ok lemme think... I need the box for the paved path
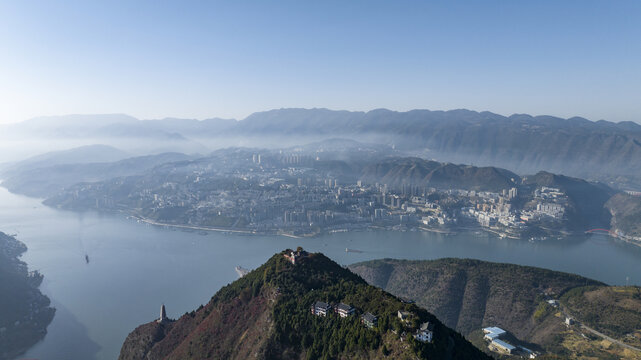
[579,323,641,353]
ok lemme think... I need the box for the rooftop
[492,339,516,351]
[362,312,377,322]
[420,322,435,331]
[483,326,506,335]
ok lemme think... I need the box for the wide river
[2,186,641,360]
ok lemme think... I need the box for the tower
[158,304,167,323]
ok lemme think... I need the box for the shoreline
[37,199,633,245]
[135,214,641,250]
[418,226,456,234]
[600,231,641,249]
[0,232,56,360]
[133,216,257,235]
[482,227,521,240]
[133,215,567,244]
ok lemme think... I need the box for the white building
[415,330,433,343]
[536,203,564,219]
[483,326,506,341]
[414,322,435,343]
[490,339,516,354]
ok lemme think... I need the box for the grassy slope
[561,286,641,345]
[350,258,641,358]
[350,258,600,337]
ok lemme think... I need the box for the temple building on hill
[283,247,308,265]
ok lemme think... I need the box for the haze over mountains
[3,108,641,359]
[3,108,641,190]
[0,151,193,198]
[0,142,617,233]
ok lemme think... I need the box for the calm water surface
[1,186,641,360]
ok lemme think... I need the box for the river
[2,186,641,360]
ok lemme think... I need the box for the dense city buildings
[47,148,587,240]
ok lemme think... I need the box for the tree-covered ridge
[264,251,486,359]
[119,249,490,360]
[360,157,519,192]
[350,258,641,359]
[350,258,601,337]
[606,193,641,237]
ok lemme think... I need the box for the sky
[0,0,640,124]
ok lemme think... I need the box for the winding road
[560,307,641,353]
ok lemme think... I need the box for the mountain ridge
[349,258,641,359]
[4,108,640,183]
[119,249,489,360]
[361,157,520,192]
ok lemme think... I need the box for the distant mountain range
[118,250,489,360]
[0,152,193,198]
[3,108,641,186]
[1,144,130,174]
[233,108,641,183]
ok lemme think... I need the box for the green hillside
[119,249,489,360]
[360,157,519,192]
[350,258,641,359]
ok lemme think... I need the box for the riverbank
[50,200,586,244]
[132,213,592,245]
[0,232,55,360]
[132,216,257,235]
[598,230,641,250]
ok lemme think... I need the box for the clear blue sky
[1,0,640,123]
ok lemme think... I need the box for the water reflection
[22,301,101,360]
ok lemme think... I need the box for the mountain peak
[119,249,489,360]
